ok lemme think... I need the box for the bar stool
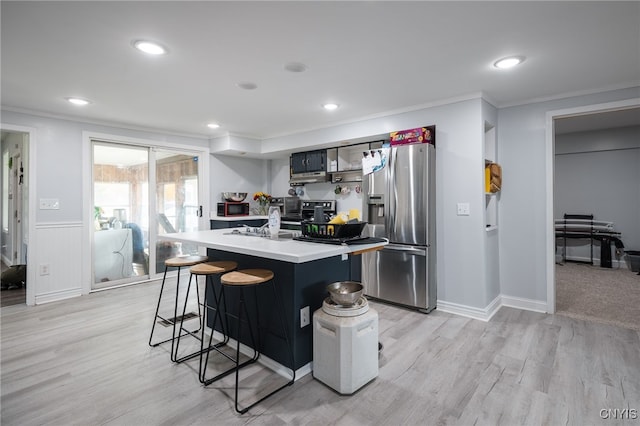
[148,255,208,357]
[172,260,238,364]
[202,268,295,414]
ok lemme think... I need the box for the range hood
[289,170,329,186]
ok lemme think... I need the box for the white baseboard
[436,295,501,321]
[437,294,548,322]
[500,295,548,313]
[35,287,82,304]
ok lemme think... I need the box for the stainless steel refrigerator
[362,141,436,313]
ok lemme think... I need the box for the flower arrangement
[253,191,271,214]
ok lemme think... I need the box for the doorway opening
[549,102,640,331]
[0,130,28,306]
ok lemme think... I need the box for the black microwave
[217,202,250,217]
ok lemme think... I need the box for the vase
[257,203,269,215]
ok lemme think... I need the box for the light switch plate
[457,202,470,216]
[39,198,60,210]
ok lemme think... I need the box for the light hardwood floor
[1,279,639,425]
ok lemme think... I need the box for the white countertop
[160,228,387,263]
[209,214,268,221]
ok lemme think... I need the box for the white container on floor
[312,304,378,394]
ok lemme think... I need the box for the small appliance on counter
[217,202,250,217]
[269,196,301,218]
[217,192,250,217]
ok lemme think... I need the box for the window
[94,182,130,219]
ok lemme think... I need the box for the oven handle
[383,244,427,256]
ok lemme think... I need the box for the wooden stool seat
[190,261,237,276]
[221,269,274,286]
[164,255,208,268]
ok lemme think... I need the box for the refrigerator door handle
[384,244,427,256]
[385,147,397,233]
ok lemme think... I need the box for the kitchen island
[160,228,386,376]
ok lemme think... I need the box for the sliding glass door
[92,142,203,290]
[93,143,149,288]
[154,150,201,273]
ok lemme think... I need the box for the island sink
[223,228,300,240]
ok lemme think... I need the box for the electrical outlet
[300,306,310,328]
[39,264,50,276]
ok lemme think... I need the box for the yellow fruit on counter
[329,214,347,224]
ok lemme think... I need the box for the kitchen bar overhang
[159,229,387,377]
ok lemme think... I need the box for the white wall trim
[437,295,501,322]
[35,287,83,305]
[500,295,548,313]
[438,293,548,321]
[1,123,37,306]
[499,82,640,109]
[258,92,487,141]
[35,221,83,229]
[544,97,640,314]
[2,106,210,141]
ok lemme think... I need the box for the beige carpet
[556,262,640,331]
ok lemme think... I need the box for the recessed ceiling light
[284,62,308,73]
[207,123,220,129]
[322,103,339,111]
[66,97,91,106]
[133,40,167,55]
[494,56,525,69]
[237,82,258,90]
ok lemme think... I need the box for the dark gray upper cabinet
[290,150,326,174]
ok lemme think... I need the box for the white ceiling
[1,1,639,141]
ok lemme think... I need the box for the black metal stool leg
[149,255,209,354]
[199,276,232,383]
[201,285,258,386]
[172,272,195,362]
[149,266,170,347]
[233,281,295,415]
[173,272,213,363]
[169,268,184,360]
[234,287,260,414]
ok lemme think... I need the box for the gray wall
[265,97,488,309]
[498,87,640,303]
[1,110,209,223]
[555,126,640,261]
[210,154,270,212]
